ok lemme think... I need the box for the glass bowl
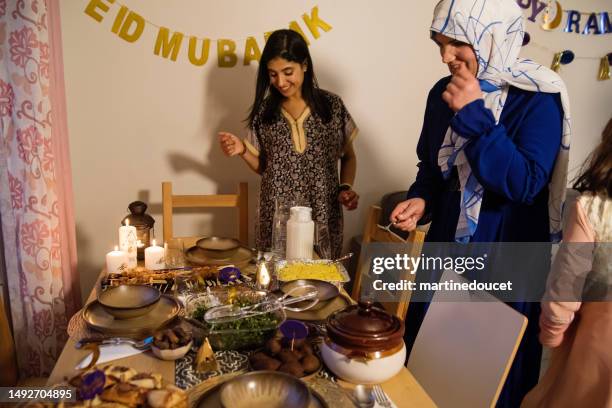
[186,289,285,351]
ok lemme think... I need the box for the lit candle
[145,239,165,270]
[256,261,271,290]
[119,219,137,269]
[106,245,128,274]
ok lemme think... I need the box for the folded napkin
[75,344,144,370]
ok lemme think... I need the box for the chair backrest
[407,271,527,408]
[0,283,18,385]
[162,182,248,245]
[351,205,426,319]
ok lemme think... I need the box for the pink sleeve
[539,198,595,348]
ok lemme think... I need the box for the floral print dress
[244,90,358,258]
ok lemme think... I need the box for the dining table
[47,249,436,408]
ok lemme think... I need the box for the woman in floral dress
[219,29,359,257]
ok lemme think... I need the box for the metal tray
[276,259,350,283]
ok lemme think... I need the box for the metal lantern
[121,201,155,260]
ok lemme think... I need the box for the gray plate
[284,294,352,321]
[185,245,254,267]
[97,284,161,319]
[196,236,241,259]
[281,279,340,302]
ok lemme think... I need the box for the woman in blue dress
[390,0,572,406]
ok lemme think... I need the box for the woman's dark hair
[247,29,331,126]
[573,117,612,197]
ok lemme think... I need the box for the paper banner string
[517,0,611,35]
[522,37,610,79]
[548,49,611,80]
[109,1,330,43]
[550,50,574,72]
[599,54,612,80]
[83,0,333,67]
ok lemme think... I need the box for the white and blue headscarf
[433,0,571,243]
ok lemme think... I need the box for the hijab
[433,0,571,242]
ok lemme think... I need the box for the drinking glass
[271,199,291,260]
[165,238,185,268]
[314,222,332,260]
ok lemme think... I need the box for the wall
[59,0,612,298]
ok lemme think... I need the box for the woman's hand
[218,132,245,157]
[339,189,359,211]
[442,63,481,112]
[389,198,426,232]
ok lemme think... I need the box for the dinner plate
[284,293,352,321]
[82,295,181,336]
[281,279,340,302]
[185,245,254,268]
[195,381,329,408]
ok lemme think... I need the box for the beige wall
[59,0,612,298]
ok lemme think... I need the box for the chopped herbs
[191,296,281,350]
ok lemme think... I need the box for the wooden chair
[162,182,248,245]
[0,283,18,386]
[351,205,426,319]
[407,270,527,408]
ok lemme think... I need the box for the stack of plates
[185,245,254,269]
[82,295,181,336]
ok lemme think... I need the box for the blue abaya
[405,76,563,408]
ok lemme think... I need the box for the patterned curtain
[0,0,81,377]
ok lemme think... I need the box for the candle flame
[152,239,157,246]
[125,219,130,226]
[114,245,119,251]
[258,262,271,286]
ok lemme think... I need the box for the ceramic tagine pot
[320,300,406,384]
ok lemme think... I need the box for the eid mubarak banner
[83,0,332,67]
[517,0,611,35]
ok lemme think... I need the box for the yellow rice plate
[277,261,348,282]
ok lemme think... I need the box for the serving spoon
[332,252,354,263]
[342,384,375,408]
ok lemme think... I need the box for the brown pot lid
[326,300,404,352]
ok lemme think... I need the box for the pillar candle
[145,239,165,270]
[119,219,138,269]
[106,246,128,274]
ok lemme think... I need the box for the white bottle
[286,206,314,260]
